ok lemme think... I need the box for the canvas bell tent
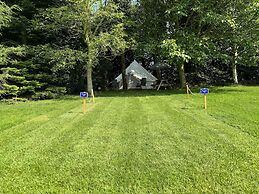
[114,60,158,90]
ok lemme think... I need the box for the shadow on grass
[95,86,253,98]
[209,86,248,94]
[95,89,187,98]
[55,86,254,99]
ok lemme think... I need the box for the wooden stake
[157,80,163,91]
[186,84,190,96]
[83,98,86,113]
[204,95,207,110]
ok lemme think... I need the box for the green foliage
[0,45,81,99]
[136,0,167,56]
[0,66,42,98]
[28,45,87,93]
[161,39,191,64]
[70,0,129,92]
[0,0,258,99]
[76,0,128,64]
[0,2,13,30]
[30,5,83,47]
[209,0,259,66]
[32,86,67,100]
[0,45,24,64]
[137,0,258,85]
[0,46,33,98]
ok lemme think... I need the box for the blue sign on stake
[200,88,209,95]
[80,92,88,98]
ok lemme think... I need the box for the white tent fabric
[115,60,157,89]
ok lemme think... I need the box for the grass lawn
[0,86,259,193]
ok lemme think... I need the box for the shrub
[32,87,66,100]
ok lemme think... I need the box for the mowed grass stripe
[159,95,259,160]
[0,100,85,148]
[41,97,129,192]
[0,87,259,193]
[0,98,107,160]
[0,98,80,132]
[134,95,259,193]
[208,90,259,137]
[0,97,122,192]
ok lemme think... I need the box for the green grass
[0,86,259,193]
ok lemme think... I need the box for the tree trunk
[156,68,162,80]
[87,66,93,93]
[103,71,108,91]
[152,54,162,81]
[232,49,239,84]
[178,63,186,88]
[86,41,94,93]
[121,53,128,90]
[232,63,238,84]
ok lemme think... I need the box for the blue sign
[80,92,88,98]
[200,88,209,95]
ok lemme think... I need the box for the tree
[159,1,210,87]
[72,0,127,93]
[0,1,83,99]
[138,0,216,88]
[210,0,259,84]
[114,0,138,90]
[0,2,12,30]
[136,0,167,65]
[160,39,191,87]
[0,2,15,96]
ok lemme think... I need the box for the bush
[32,87,66,100]
[0,97,28,104]
[32,91,55,100]
[46,86,67,95]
